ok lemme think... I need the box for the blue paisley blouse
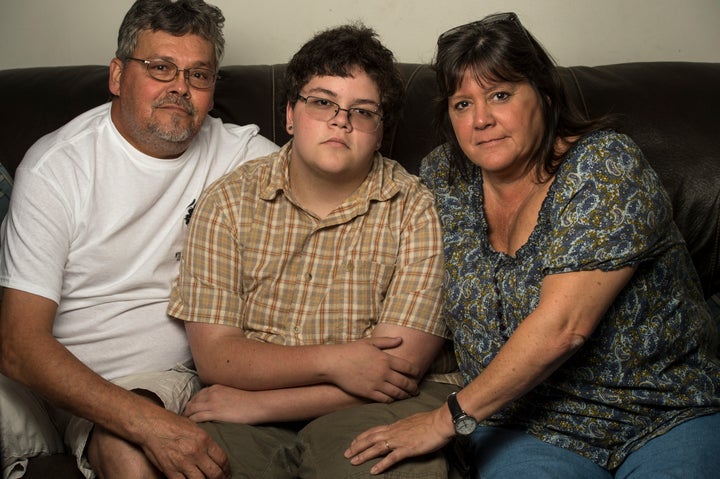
[420,130,720,468]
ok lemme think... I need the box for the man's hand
[138,406,230,479]
[326,337,421,402]
[88,401,230,479]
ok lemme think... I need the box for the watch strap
[447,391,465,420]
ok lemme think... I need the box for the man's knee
[87,426,161,479]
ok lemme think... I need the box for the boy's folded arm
[185,321,426,401]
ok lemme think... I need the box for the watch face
[455,415,477,435]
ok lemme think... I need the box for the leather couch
[1,61,719,477]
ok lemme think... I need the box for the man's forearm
[0,288,166,446]
[7,330,168,444]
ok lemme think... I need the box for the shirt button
[305,272,313,281]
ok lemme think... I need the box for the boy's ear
[285,101,295,135]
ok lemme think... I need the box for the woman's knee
[615,413,720,479]
[468,427,611,479]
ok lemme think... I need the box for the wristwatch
[447,392,477,436]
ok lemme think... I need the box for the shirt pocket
[324,258,395,343]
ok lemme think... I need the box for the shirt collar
[259,139,402,209]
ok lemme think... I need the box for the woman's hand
[344,407,454,475]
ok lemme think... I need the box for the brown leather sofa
[1,61,719,477]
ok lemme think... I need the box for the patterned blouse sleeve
[543,131,680,275]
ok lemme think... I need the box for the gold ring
[385,440,391,451]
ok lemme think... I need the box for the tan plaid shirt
[169,142,458,382]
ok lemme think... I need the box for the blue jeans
[466,412,720,478]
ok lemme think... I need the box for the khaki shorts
[1,365,200,479]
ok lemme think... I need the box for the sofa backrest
[1,62,718,296]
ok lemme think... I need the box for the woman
[345,12,720,478]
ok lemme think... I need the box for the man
[0,1,277,478]
[168,24,460,478]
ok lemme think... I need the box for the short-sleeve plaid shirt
[169,142,458,382]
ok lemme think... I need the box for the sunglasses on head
[438,12,527,43]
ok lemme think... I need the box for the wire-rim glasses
[296,95,383,133]
[126,57,217,90]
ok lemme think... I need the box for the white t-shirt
[0,103,278,380]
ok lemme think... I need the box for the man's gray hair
[116,0,225,69]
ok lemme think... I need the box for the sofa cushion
[0,62,718,295]
[0,60,718,479]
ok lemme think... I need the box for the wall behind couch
[2,0,719,70]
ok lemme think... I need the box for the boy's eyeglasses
[296,95,383,132]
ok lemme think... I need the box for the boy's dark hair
[284,23,404,131]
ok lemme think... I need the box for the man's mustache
[153,96,196,115]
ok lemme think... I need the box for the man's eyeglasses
[126,57,217,90]
[438,12,528,43]
[296,95,383,133]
